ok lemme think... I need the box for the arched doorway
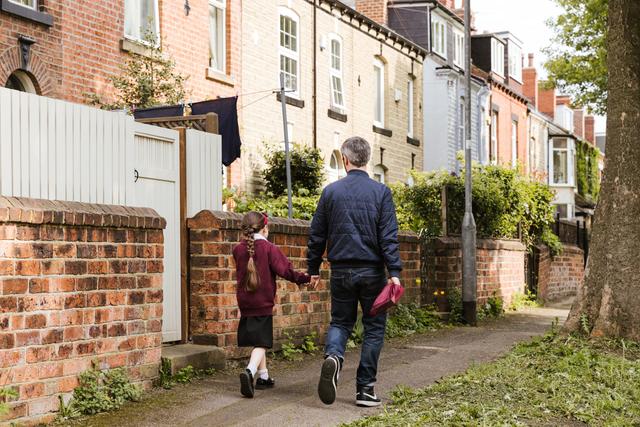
[4,70,38,94]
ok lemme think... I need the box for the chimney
[556,95,571,106]
[523,53,538,109]
[585,116,595,144]
[538,82,556,119]
[355,0,388,25]
[573,109,585,139]
[438,0,455,9]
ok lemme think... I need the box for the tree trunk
[565,0,640,339]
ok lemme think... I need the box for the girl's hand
[308,275,320,290]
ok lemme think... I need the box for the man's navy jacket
[307,169,402,277]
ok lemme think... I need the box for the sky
[470,0,606,132]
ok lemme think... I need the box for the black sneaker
[239,369,254,398]
[255,377,275,389]
[356,385,381,407]
[318,355,340,405]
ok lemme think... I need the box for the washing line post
[279,74,293,219]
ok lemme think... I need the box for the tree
[564,0,640,339]
[88,29,187,111]
[544,0,608,114]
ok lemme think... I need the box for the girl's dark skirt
[237,315,273,349]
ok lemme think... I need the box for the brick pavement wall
[536,244,584,303]
[421,237,526,311]
[187,211,421,357]
[0,197,165,425]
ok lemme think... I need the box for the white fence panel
[0,87,134,204]
[186,129,223,217]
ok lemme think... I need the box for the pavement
[68,305,570,427]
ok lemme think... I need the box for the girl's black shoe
[239,369,255,398]
[255,377,275,389]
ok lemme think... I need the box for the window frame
[407,78,414,138]
[508,41,522,82]
[124,0,160,46]
[431,14,447,59]
[278,7,301,98]
[550,138,575,186]
[9,0,36,10]
[373,164,386,184]
[209,0,226,73]
[453,28,464,69]
[328,34,345,111]
[491,38,505,77]
[327,150,346,183]
[373,58,385,128]
[490,111,498,165]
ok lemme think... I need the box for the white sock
[247,347,266,376]
[257,369,269,380]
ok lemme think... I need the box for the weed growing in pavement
[279,331,320,360]
[344,329,640,426]
[155,358,216,390]
[508,290,540,311]
[301,332,319,354]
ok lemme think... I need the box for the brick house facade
[240,0,425,191]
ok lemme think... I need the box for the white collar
[253,233,267,241]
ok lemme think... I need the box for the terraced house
[240,0,426,191]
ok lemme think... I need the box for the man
[307,136,402,407]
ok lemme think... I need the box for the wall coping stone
[187,210,419,241]
[0,196,166,229]
[426,236,526,251]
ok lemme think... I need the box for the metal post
[462,0,477,325]
[279,74,293,219]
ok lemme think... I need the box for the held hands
[390,276,401,286]
[307,275,321,290]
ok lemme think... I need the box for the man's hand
[308,275,321,290]
[390,276,401,285]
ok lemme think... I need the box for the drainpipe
[312,0,318,149]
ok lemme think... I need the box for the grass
[345,325,640,426]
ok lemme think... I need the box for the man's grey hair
[341,136,371,167]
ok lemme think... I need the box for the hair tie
[262,212,268,226]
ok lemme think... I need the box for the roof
[388,0,464,25]
[325,0,428,58]
[471,65,529,104]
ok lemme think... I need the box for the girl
[233,211,310,398]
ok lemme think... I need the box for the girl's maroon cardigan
[233,239,310,317]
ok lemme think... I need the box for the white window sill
[120,38,155,58]
[550,183,575,188]
[206,68,235,87]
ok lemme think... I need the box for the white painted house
[388,0,490,174]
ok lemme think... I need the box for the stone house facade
[240,0,425,192]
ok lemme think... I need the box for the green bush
[576,140,601,202]
[393,165,561,253]
[70,367,141,416]
[262,143,325,197]
[234,190,320,221]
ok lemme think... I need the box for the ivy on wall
[576,140,601,203]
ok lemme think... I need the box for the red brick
[25,314,47,329]
[2,279,28,295]
[53,243,76,258]
[14,261,41,276]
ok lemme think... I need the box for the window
[327,151,346,183]
[9,0,36,10]
[490,111,498,164]
[508,41,522,82]
[431,15,447,58]
[555,105,574,132]
[279,8,300,96]
[458,101,465,151]
[5,70,37,93]
[511,121,518,166]
[124,0,159,44]
[329,36,344,110]
[491,38,505,77]
[373,59,385,127]
[453,29,464,68]
[551,139,571,185]
[407,79,414,137]
[209,0,226,73]
[374,164,386,184]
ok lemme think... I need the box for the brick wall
[355,0,388,24]
[535,244,584,303]
[187,211,421,356]
[0,197,165,425]
[421,237,526,311]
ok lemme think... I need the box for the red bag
[370,279,405,316]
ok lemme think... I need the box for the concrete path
[69,306,569,427]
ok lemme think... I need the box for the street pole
[462,0,477,325]
[279,73,293,219]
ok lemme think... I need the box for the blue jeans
[324,267,387,387]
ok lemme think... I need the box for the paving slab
[68,306,569,427]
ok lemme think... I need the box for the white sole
[318,358,338,405]
[356,399,382,407]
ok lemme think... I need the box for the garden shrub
[262,143,325,197]
[393,165,561,253]
[233,190,320,220]
[576,140,601,202]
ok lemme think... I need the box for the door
[133,123,181,342]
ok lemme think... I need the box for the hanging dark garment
[190,97,242,167]
[132,104,184,119]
